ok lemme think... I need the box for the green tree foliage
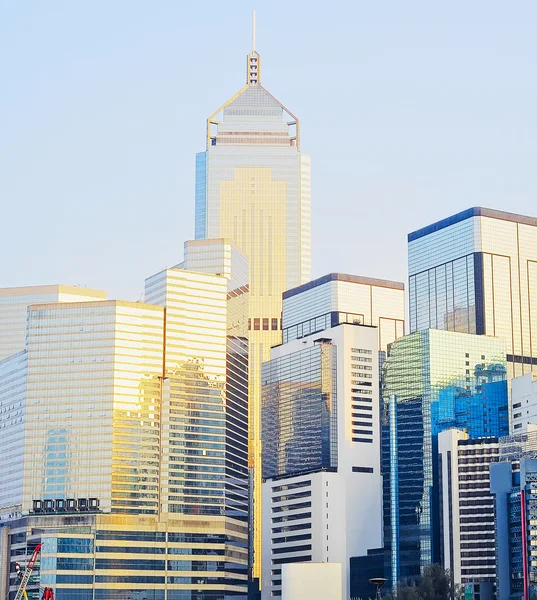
[383,564,458,600]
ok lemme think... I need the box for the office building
[511,373,537,434]
[0,251,250,600]
[349,548,385,600]
[194,34,311,582]
[382,329,508,589]
[490,449,537,600]
[281,273,405,362]
[408,207,537,378]
[0,285,106,359]
[438,430,499,600]
[261,319,382,599]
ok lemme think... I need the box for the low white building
[261,322,383,600]
[281,562,342,600]
[511,373,537,433]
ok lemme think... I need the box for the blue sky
[2,1,536,300]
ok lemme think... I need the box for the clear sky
[2,1,536,300]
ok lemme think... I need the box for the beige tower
[194,27,311,583]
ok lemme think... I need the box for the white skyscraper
[260,275,386,599]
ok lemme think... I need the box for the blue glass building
[381,329,508,589]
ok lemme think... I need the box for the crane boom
[14,543,42,600]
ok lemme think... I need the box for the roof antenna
[246,10,260,85]
[252,10,256,52]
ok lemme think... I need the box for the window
[272,318,278,330]
[254,318,260,330]
[353,466,374,473]
[263,318,269,330]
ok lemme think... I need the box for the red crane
[14,543,53,600]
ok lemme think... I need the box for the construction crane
[14,543,50,600]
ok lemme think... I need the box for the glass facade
[23,300,165,516]
[408,207,537,378]
[281,273,405,368]
[0,285,106,360]
[177,239,250,523]
[491,456,537,600]
[0,351,27,518]
[194,51,311,580]
[261,343,338,480]
[381,329,507,589]
[1,256,250,599]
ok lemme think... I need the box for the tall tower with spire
[195,13,311,588]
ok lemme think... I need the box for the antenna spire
[252,10,256,52]
[246,11,261,85]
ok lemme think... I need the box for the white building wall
[511,373,537,433]
[281,562,342,600]
[262,323,382,600]
[438,428,467,583]
[439,429,499,592]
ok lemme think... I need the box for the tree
[383,564,457,600]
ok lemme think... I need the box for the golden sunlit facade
[0,285,106,360]
[195,48,311,584]
[22,300,165,516]
[1,259,250,600]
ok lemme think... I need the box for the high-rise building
[408,207,537,378]
[281,273,405,361]
[0,249,250,600]
[511,373,537,434]
[438,430,499,600]
[490,446,537,600]
[0,285,106,359]
[260,311,383,599]
[194,34,311,582]
[382,329,508,589]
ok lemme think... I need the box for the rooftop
[408,207,537,242]
[283,273,404,300]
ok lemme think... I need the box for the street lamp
[369,577,387,600]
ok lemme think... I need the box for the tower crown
[247,51,261,86]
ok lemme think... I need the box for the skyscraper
[438,430,499,600]
[408,207,537,378]
[194,26,311,582]
[0,248,250,600]
[258,272,392,598]
[0,285,106,360]
[382,329,508,589]
[260,322,382,600]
